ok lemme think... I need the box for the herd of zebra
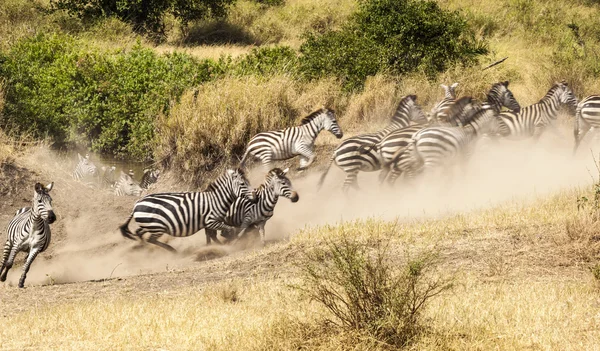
[3,79,600,288]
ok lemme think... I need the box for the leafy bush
[231,46,298,76]
[299,0,488,90]
[50,0,235,41]
[298,236,452,347]
[0,33,224,159]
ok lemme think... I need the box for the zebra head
[220,168,257,204]
[399,95,428,125]
[266,167,299,203]
[115,171,143,196]
[440,82,459,99]
[75,153,99,178]
[304,108,343,139]
[555,81,578,114]
[33,182,56,224]
[141,168,160,189]
[485,81,521,113]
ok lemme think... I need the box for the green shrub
[298,236,453,347]
[232,46,298,76]
[299,0,488,91]
[0,33,224,159]
[50,0,235,41]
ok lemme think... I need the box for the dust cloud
[1,120,599,287]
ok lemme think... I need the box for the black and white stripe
[1,182,56,288]
[317,95,426,192]
[72,153,98,182]
[101,165,117,188]
[114,171,143,196]
[119,168,257,251]
[240,108,343,171]
[382,81,520,184]
[497,82,577,139]
[573,95,600,153]
[140,168,161,189]
[431,82,459,125]
[206,168,299,245]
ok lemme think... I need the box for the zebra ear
[45,182,54,192]
[78,153,83,162]
[450,82,459,89]
[503,80,509,87]
[282,168,289,175]
[440,84,447,89]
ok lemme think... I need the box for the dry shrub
[343,75,399,129]
[298,236,452,348]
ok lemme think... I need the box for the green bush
[298,236,452,347]
[0,33,225,159]
[299,0,488,90]
[50,0,235,41]
[231,46,298,76]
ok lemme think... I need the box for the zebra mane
[205,168,244,192]
[446,96,482,126]
[539,83,564,103]
[301,108,331,125]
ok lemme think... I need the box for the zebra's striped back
[574,95,600,152]
[318,95,426,191]
[140,168,160,189]
[114,171,143,196]
[431,82,459,124]
[221,168,298,243]
[120,169,256,251]
[72,153,98,182]
[240,108,343,170]
[1,182,56,288]
[498,82,577,138]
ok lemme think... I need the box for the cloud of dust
[3,123,599,287]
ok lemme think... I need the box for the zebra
[114,171,143,196]
[497,81,577,139]
[1,182,56,288]
[101,165,117,188]
[140,168,161,189]
[317,95,427,192]
[206,168,299,246]
[573,95,600,153]
[72,153,98,183]
[119,168,257,251]
[380,81,521,184]
[239,108,343,171]
[430,82,459,125]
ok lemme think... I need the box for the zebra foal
[206,167,299,246]
[240,108,343,171]
[1,182,56,288]
[114,171,143,196]
[72,153,99,185]
[119,168,257,251]
[140,168,161,189]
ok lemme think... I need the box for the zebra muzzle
[290,192,299,203]
[47,211,57,224]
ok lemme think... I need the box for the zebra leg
[257,222,267,246]
[342,171,360,194]
[205,221,237,245]
[574,123,591,154]
[147,233,176,253]
[205,229,222,246]
[297,147,316,171]
[0,243,20,282]
[378,166,390,185]
[260,157,273,173]
[18,248,40,288]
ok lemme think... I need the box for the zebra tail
[119,213,137,241]
[317,153,336,190]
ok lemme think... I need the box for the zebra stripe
[497,82,577,138]
[318,95,427,192]
[381,81,520,184]
[206,168,298,245]
[140,168,161,189]
[119,168,257,251]
[431,82,459,125]
[1,182,56,288]
[573,95,600,153]
[72,153,98,182]
[101,166,117,188]
[240,108,343,171]
[114,171,143,196]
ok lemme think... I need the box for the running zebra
[114,171,143,196]
[380,81,520,184]
[1,182,56,288]
[497,81,577,139]
[239,108,343,171]
[573,95,600,153]
[206,168,299,246]
[101,165,117,188]
[431,82,459,125]
[140,168,161,189]
[119,168,257,251]
[72,153,98,183]
[317,95,427,192]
